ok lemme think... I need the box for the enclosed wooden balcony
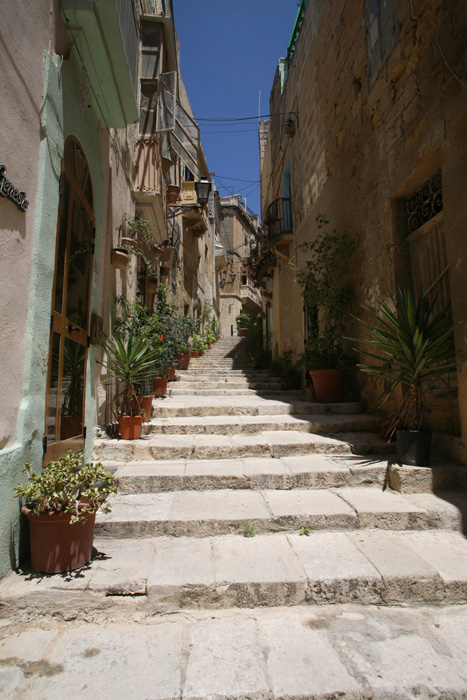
[266,197,293,255]
[180,182,208,237]
[133,138,166,238]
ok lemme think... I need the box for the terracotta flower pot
[238,328,247,337]
[111,248,129,270]
[168,365,176,382]
[153,376,168,397]
[167,185,180,204]
[176,353,190,370]
[191,350,199,358]
[308,369,345,403]
[22,506,96,574]
[119,415,144,440]
[132,394,154,422]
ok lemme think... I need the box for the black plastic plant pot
[396,429,432,466]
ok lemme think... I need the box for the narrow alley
[1,337,467,697]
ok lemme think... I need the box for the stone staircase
[2,337,467,699]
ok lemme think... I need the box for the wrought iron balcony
[266,198,293,253]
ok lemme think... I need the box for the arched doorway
[43,137,95,464]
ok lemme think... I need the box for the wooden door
[43,138,95,464]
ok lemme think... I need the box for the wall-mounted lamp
[167,178,212,219]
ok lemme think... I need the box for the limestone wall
[261,0,467,461]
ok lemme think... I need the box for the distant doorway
[43,137,95,464]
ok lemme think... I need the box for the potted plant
[294,215,355,402]
[14,453,116,574]
[236,312,250,337]
[351,288,461,465]
[99,331,161,439]
[204,326,215,348]
[191,334,206,358]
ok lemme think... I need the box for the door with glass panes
[44,137,94,464]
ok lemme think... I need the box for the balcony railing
[266,198,293,252]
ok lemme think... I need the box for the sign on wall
[0,164,29,212]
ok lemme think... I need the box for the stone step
[107,454,388,493]
[169,387,305,396]
[93,430,392,462]
[173,380,283,389]
[179,374,282,384]
[152,397,365,417]
[0,602,466,699]
[145,413,380,435]
[94,487,466,538]
[2,531,467,620]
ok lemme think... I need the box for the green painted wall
[0,48,105,579]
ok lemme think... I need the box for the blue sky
[174,0,300,217]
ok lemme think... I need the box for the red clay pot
[119,415,144,439]
[168,365,176,382]
[308,369,345,403]
[153,376,168,397]
[191,350,199,358]
[176,353,190,370]
[22,506,96,574]
[132,394,154,422]
[238,328,247,337]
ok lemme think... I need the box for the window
[365,0,398,78]
[139,21,160,135]
[405,172,449,313]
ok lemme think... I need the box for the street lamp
[194,178,212,207]
[167,178,212,219]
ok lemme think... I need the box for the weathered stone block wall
[263,0,467,459]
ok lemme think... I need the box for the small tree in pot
[351,288,462,465]
[99,332,161,439]
[293,215,356,401]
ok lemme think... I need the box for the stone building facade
[260,0,467,462]
[0,0,224,578]
[218,196,262,337]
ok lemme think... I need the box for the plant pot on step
[22,506,96,574]
[132,394,154,422]
[168,365,176,382]
[176,353,190,370]
[238,328,247,337]
[308,369,345,403]
[153,376,168,397]
[396,429,432,466]
[191,350,199,358]
[119,415,144,440]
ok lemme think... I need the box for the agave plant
[99,332,162,417]
[352,288,460,437]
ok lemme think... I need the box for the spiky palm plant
[99,332,162,417]
[352,288,460,437]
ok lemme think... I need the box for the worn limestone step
[169,387,306,396]
[185,369,271,375]
[178,375,282,385]
[93,430,391,462]
[94,487,467,538]
[107,454,389,493]
[173,380,283,390]
[152,396,365,417]
[145,413,380,435]
[1,605,466,700]
[2,532,467,621]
